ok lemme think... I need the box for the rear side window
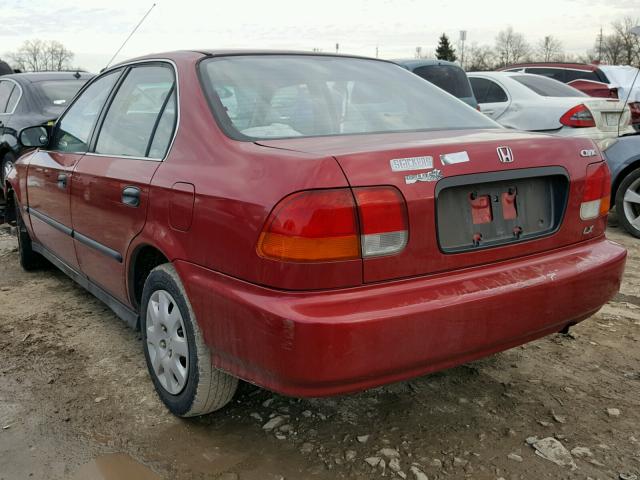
[95,64,175,158]
[0,81,13,113]
[413,65,473,99]
[564,69,601,83]
[6,85,20,113]
[469,77,508,103]
[34,80,88,107]
[51,71,121,153]
[147,90,177,159]
[511,75,586,97]
[525,67,566,82]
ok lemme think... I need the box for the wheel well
[130,245,169,309]
[612,160,640,204]
[2,186,16,225]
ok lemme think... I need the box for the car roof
[391,58,461,69]
[112,49,393,67]
[501,62,599,72]
[1,71,94,84]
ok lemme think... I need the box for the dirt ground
[0,216,639,480]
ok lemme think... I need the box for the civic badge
[497,146,514,163]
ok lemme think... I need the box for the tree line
[427,16,640,71]
[2,40,74,72]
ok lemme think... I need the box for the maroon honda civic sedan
[5,50,626,417]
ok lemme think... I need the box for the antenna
[105,3,157,69]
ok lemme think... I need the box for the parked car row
[1,51,626,418]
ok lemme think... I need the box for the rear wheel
[15,201,46,271]
[615,168,640,238]
[141,264,238,417]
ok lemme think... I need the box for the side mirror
[19,126,49,148]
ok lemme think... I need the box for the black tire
[615,168,640,238]
[15,201,47,271]
[141,264,238,417]
[1,152,15,185]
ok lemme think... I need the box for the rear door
[25,71,121,270]
[71,62,177,302]
[469,77,510,119]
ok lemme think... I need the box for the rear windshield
[34,79,88,107]
[199,55,497,140]
[511,75,586,98]
[413,65,473,99]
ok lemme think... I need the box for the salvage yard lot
[0,219,638,480]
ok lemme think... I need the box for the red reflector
[560,104,596,128]
[258,189,359,262]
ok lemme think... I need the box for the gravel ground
[0,217,638,480]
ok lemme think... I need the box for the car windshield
[199,55,498,140]
[511,75,586,98]
[34,79,88,107]
[413,65,473,99]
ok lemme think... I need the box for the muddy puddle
[71,453,161,480]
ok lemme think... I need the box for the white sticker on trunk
[390,156,433,172]
[440,151,469,165]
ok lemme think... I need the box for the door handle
[122,186,141,207]
[57,173,68,189]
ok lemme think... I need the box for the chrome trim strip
[0,79,23,116]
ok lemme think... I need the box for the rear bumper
[175,237,626,397]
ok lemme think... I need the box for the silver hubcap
[146,290,189,395]
[623,176,640,231]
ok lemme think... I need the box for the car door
[25,71,122,270]
[71,62,177,303]
[469,77,511,120]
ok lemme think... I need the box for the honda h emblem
[497,146,514,163]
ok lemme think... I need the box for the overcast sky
[0,0,638,72]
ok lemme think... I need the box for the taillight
[353,187,408,257]
[580,162,611,220]
[258,187,409,262]
[258,189,360,262]
[560,104,596,128]
[629,102,640,126]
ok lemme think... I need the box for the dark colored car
[393,59,478,108]
[5,51,625,418]
[0,71,93,187]
[602,135,640,237]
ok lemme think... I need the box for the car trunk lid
[257,129,607,283]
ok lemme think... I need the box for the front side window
[413,65,473,99]
[199,55,498,140]
[95,64,175,158]
[512,75,586,98]
[51,71,121,153]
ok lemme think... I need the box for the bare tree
[536,35,564,62]
[602,33,625,65]
[8,39,74,72]
[466,44,497,71]
[612,17,640,65]
[495,27,531,67]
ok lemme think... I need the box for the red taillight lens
[580,162,611,220]
[353,187,408,257]
[560,104,596,128]
[629,102,640,126]
[609,87,619,99]
[258,189,360,262]
[258,187,409,262]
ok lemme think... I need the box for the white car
[468,71,634,148]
